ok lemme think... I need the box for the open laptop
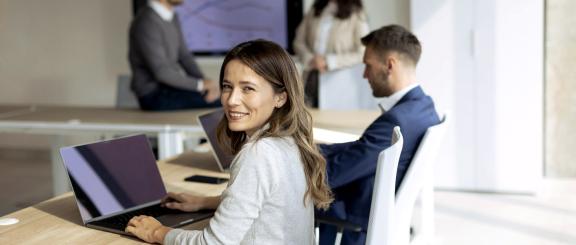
[197,109,234,172]
[59,134,214,236]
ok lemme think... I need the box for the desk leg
[158,132,184,160]
[51,135,70,196]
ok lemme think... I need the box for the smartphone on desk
[184,175,229,184]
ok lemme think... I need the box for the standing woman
[125,40,333,244]
[293,0,369,107]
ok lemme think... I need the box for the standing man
[318,25,440,245]
[129,0,220,111]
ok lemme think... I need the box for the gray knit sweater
[164,136,314,245]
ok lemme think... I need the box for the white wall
[411,0,543,193]
[489,0,543,192]
[0,0,132,106]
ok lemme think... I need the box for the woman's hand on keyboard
[125,215,171,244]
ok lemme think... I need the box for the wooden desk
[0,106,377,133]
[0,105,215,158]
[310,109,379,135]
[0,105,378,195]
[0,105,36,119]
[0,106,378,155]
[0,152,228,244]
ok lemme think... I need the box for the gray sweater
[164,137,315,245]
[128,6,204,97]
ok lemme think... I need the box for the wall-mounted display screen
[133,0,303,55]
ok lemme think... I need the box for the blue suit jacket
[319,86,439,230]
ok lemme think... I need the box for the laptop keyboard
[90,204,184,230]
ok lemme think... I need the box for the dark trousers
[305,70,319,108]
[138,84,221,111]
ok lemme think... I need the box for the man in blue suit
[318,25,440,245]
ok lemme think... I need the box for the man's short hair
[361,25,422,66]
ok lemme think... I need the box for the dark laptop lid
[59,135,166,223]
[197,109,234,171]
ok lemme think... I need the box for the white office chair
[316,126,403,245]
[365,126,404,245]
[317,114,448,245]
[395,113,448,245]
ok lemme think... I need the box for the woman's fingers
[164,192,185,202]
[126,215,142,227]
[125,216,143,233]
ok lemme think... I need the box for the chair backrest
[394,114,448,245]
[116,75,139,109]
[365,126,403,245]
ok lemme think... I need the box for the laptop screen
[198,109,234,171]
[59,135,166,223]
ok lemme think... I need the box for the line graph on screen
[175,0,287,53]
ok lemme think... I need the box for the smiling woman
[220,59,287,137]
[125,40,333,245]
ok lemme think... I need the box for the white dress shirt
[376,83,419,112]
[149,0,174,22]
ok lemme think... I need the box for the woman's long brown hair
[216,40,333,210]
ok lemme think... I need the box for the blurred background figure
[129,0,221,111]
[293,0,369,107]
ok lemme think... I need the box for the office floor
[1,148,575,245]
[433,180,576,245]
